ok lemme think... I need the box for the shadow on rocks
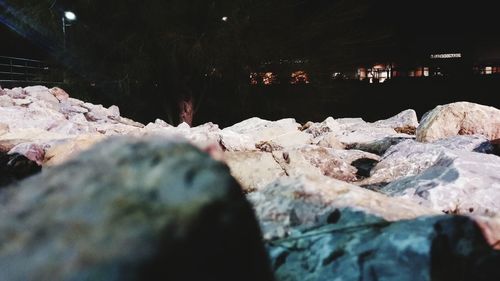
[0,152,41,188]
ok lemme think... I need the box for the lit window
[423,67,430,77]
[485,66,493,75]
[261,72,278,85]
[250,73,259,85]
[291,71,310,84]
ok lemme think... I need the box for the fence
[0,56,63,88]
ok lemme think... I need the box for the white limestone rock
[380,149,500,217]
[417,102,500,142]
[374,109,419,131]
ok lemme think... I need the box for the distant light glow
[64,11,77,21]
[430,53,462,59]
[221,16,228,22]
[291,70,310,84]
[262,72,277,85]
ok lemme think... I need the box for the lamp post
[61,11,76,83]
[62,11,77,51]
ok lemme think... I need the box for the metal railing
[0,56,63,87]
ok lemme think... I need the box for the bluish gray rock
[268,209,500,281]
[0,137,274,281]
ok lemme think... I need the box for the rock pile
[1,86,500,280]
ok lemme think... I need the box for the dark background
[1,0,499,127]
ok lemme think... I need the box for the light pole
[61,11,76,83]
[62,11,77,51]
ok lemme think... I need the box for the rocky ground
[1,85,500,280]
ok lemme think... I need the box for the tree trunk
[178,96,194,126]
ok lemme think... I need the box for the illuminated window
[261,72,278,85]
[357,68,367,80]
[250,73,259,85]
[485,66,493,75]
[291,71,310,84]
[423,67,430,77]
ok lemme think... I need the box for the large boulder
[24,86,60,110]
[224,146,379,192]
[417,102,500,142]
[248,175,437,239]
[361,136,495,188]
[0,137,274,281]
[268,210,500,281]
[379,149,500,216]
[221,117,310,151]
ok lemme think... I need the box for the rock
[43,134,106,166]
[417,102,500,142]
[0,104,66,132]
[335,123,405,146]
[0,152,41,188]
[12,98,32,106]
[248,175,437,239]
[114,116,145,128]
[433,134,494,153]
[361,136,496,188]
[224,151,286,192]
[271,146,365,182]
[379,149,500,216]
[8,143,46,165]
[360,140,445,187]
[315,132,345,149]
[0,123,8,136]
[108,105,120,118]
[225,146,378,192]
[336,117,366,126]
[49,87,70,101]
[177,122,190,129]
[268,210,500,281]
[301,117,340,138]
[221,117,312,150]
[24,86,60,110]
[349,136,414,155]
[225,117,300,136]
[374,109,419,132]
[60,101,89,116]
[145,119,172,129]
[4,87,26,99]
[219,129,256,151]
[68,97,85,106]
[0,95,14,107]
[82,103,118,122]
[0,137,274,281]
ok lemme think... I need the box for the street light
[62,11,77,50]
[221,16,228,22]
[64,11,77,21]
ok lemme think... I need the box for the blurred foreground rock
[0,137,274,281]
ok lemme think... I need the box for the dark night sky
[0,22,48,58]
[1,1,499,60]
